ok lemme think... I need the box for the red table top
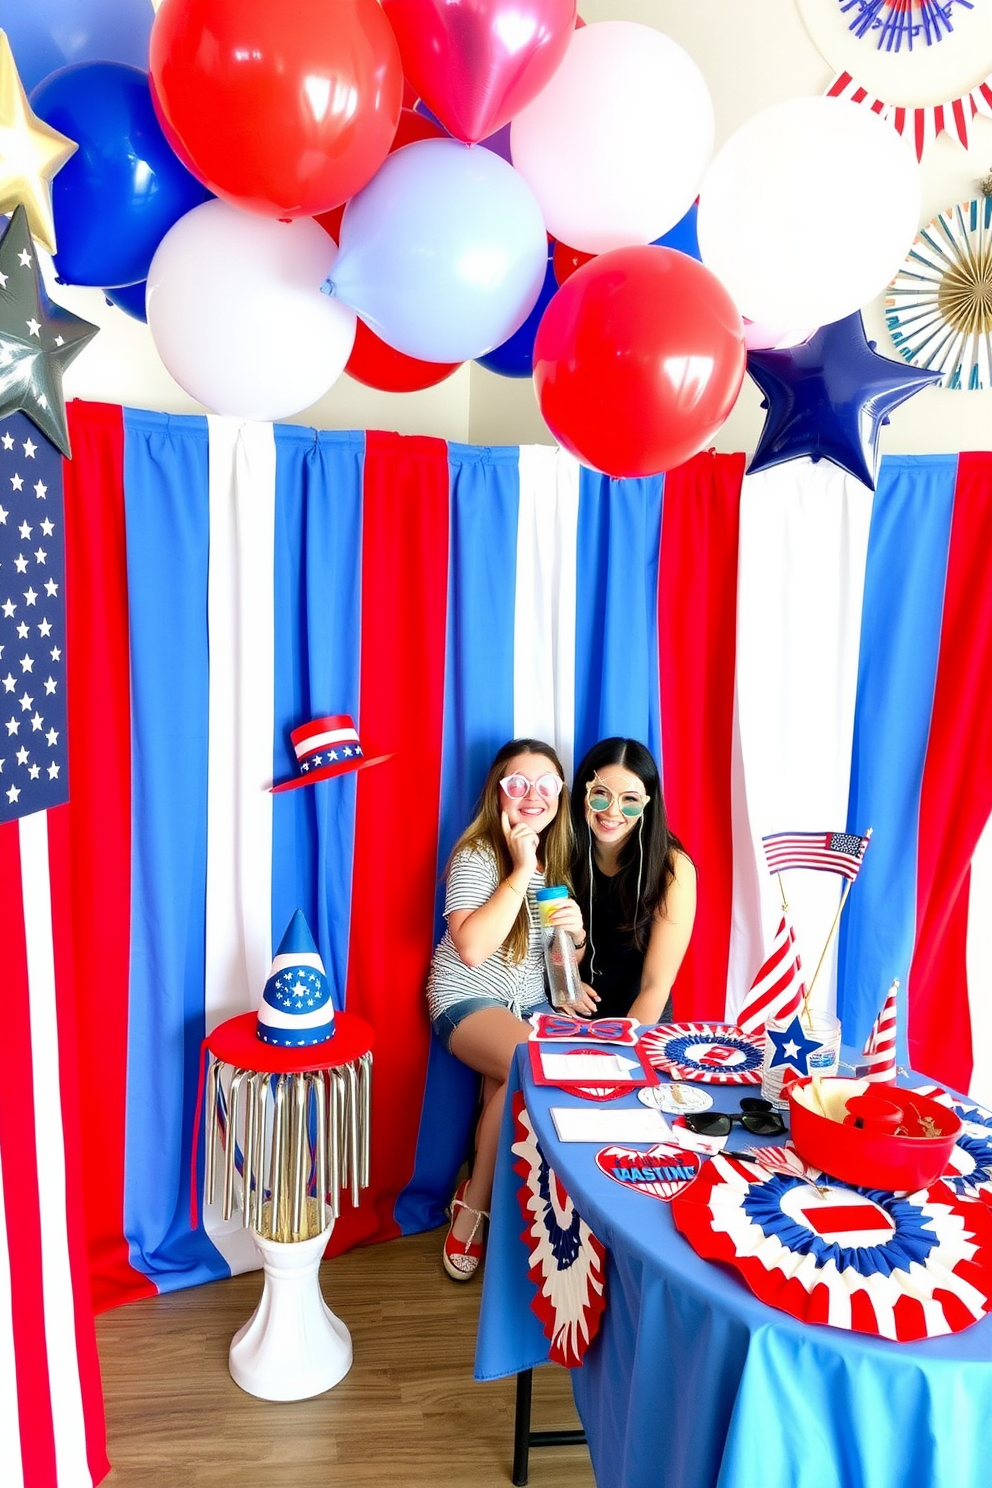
[206,1010,375,1073]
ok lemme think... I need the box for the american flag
[0,414,67,826]
[736,913,806,1034]
[762,829,871,881]
[861,979,899,1084]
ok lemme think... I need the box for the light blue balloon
[322,138,547,364]
[4,0,153,95]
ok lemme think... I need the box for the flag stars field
[0,413,67,826]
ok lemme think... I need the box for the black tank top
[587,861,645,1018]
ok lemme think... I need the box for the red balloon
[346,318,461,393]
[533,247,746,478]
[381,0,576,144]
[314,107,446,246]
[553,240,597,286]
[149,0,403,217]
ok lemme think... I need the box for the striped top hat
[257,910,336,1047]
[270,714,392,793]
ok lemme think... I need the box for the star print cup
[761,1008,841,1109]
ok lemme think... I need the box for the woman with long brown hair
[427,737,587,1280]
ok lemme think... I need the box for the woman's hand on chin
[501,810,540,875]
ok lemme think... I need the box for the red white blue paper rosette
[671,1153,992,1340]
[913,1085,992,1205]
[640,1023,764,1085]
[511,1091,607,1367]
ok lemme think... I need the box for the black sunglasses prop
[682,1097,785,1138]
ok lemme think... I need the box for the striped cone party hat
[861,979,898,1084]
[256,909,336,1047]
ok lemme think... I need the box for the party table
[476,1041,992,1488]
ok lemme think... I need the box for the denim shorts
[431,994,554,1053]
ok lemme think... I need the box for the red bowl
[788,1077,961,1191]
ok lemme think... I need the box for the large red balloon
[149,0,403,217]
[381,0,576,144]
[533,247,746,478]
[346,318,461,393]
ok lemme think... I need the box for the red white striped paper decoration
[826,68,992,159]
[861,980,898,1083]
[510,1092,607,1368]
[737,914,806,1035]
[672,1152,992,1340]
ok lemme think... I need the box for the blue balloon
[476,244,557,378]
[653,201,700,261]
[31,63,212,289]
[323,138,548,364]
[104,281,147,323]
[4,0,153,95]
[746,312,941,491]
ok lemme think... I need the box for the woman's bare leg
[447,1007,532,1242]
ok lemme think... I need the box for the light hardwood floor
[96,1225,596,1488]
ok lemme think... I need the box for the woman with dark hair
[427,738,587,1281]
[570,737,696,1025]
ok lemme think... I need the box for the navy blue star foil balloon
[0,203,98,458]
[746,312,941,490]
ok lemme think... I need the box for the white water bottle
[535,886,583,1009]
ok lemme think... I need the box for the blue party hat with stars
[256,910,336,1047]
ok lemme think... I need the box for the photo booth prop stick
[861,978,899,1084]
[760,828,872,1021]
[801,829,872,1015]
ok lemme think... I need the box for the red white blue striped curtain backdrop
[6,403,992,1374]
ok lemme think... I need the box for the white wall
[60,0,992,457]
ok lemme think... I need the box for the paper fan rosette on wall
[799,0,992,156]
[671,1152,992,1340]
[886,198,992,389]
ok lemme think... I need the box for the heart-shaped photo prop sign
[596,1142,702,1201]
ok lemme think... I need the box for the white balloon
[697,96,921,330]
[146,200,356,421]
[510,21,713,255]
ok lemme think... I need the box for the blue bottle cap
[535,885,568,902]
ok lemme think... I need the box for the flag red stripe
[338,432,450,1251]
[0,821,59,1488]
[63,402,153,1310]
[799,1203,893,1236]
[910,453,992,1089]
[46,806,110,1483]
[659,452,744,1018]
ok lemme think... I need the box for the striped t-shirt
[426,844,547,1021]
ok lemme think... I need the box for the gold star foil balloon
[0,29,77,255]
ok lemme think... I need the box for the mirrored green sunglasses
[585,780,650,819]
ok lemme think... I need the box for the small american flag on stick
[762,829,871,881]
[736,914,806,1035]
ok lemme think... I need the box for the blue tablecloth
[476,1045,992,1488]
